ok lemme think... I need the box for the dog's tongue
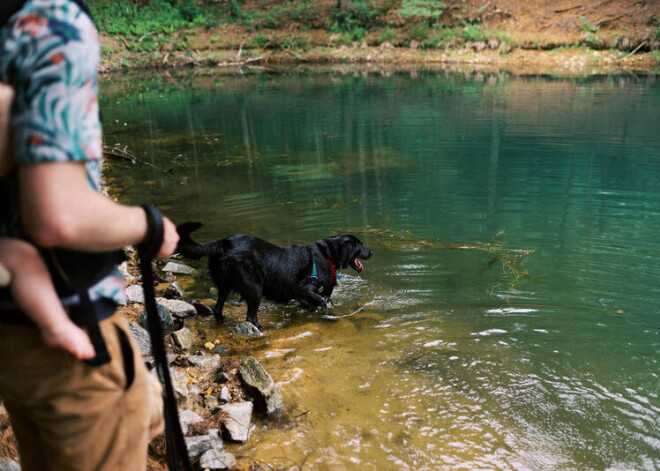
[355,259,364,273]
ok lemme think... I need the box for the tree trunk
[337,0,350,12]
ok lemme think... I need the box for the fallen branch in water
[321,306,364,321]
[103,144,156,168]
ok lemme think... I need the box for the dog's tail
[176,222,222,260]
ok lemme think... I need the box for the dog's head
[317,234,373,273]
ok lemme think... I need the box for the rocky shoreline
[99,42,659,77]
[122,253,284,470]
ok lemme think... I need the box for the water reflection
[101,69,660,470]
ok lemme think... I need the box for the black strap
[138,205,192,471]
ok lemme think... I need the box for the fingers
[155,216,180,260]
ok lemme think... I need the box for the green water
[101,69,660,470]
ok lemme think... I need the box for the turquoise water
[101,69,660,470]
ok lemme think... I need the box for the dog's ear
[336,235,360,265]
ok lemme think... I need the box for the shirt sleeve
[2,1,102,167]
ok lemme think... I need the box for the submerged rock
[219,401,253,443]
[192,300,214,316]
[239,357,284,415]
[231,322,264,338]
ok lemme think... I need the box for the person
[0,0,180,470]
[0,83,95,360]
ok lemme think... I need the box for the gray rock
[185,430,223,461]
[162,261,197,276]
[178,409,203,435]
[211,345,228,355]
[169,369,189,402]
[172,327,193,351]
[140,304,174,333]
[164,282,185,299]
[193,301,214,316]
[220,401,253,443]
[0,458,21,471]
[239,357,284,415]
[188,354,221,370]
[199,449,236,470]
[214,372,231,384]
[219,386,232,403]
[155,298,196,317]
[126,284,145,304]
[118,261,135,282]
[231,322,264,338]
[144,354,177,370]
[188,384,203,396]
[128,322,151,356]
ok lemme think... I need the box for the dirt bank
[99,0,660,75]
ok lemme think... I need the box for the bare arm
[19,161,179,258]
[0,83,14,178]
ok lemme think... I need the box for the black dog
[176,222,373,329]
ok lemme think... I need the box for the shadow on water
[102,68,660,470]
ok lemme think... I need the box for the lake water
[101,68,660,470]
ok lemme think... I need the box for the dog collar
[310,245,339,287]
[325,257,338,286]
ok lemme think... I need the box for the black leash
[138,205,193,471]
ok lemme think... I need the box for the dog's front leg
[295,285,332,310]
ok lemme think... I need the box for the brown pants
[0,313,163,471]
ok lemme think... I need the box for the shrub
[398,0,447,25]
[378,27,398,44]
[409,23,429,41]
[334,0,385,31]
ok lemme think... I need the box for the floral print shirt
[0,0,127,305]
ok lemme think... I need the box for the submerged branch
[103,144,155,168]
[354,227,535,289]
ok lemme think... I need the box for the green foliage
[378,27,398,44]
[579,15,599,33]
[90,0,206,36]
[409,23,429,42]
[253,32,270,48]
[334,1,386,31]
[398,0,447,25]
[461,24,486,41]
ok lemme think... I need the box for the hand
[156,216,179,260]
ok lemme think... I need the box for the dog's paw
[324,298,333,309]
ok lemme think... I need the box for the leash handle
[137,205,193,471]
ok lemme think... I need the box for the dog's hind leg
[242,286,263,329]
[213,286,231,323]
